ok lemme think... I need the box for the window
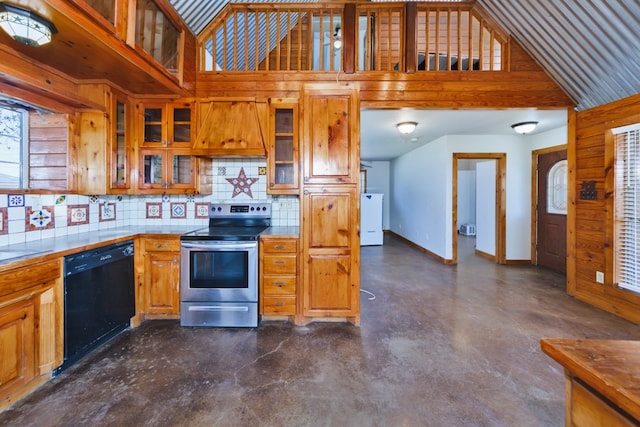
[0,104,27,189]
[613,124,639,293]
[547,160,567,214]
[135,0,179,75]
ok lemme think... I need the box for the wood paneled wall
[569,93,640,323]
[28,113,69,191]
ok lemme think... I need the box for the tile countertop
[0,226,300,269]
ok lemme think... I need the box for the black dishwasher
[55,240,135,375]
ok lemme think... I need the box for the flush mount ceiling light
[0,2,57,47]
[511,121,538,135]
[396,121,417,135]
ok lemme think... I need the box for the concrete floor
[2,235,639,426]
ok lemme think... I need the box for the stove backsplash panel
[0,159,299,246]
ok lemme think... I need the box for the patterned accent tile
[89,195,99,203]
[218,166,226,176]
[100,203,116,222]
[26,206,55,230]
[195,203,210,219]
[162,194,170,203]
[55,195,67,205]
[258,166,267,175]
[146,202,162,219]
[226,167,258,199]
[171,202,187,219]
[68,204,90,226]
[0,207,7,235]
[186,194,195,202]
[8,194,24,207]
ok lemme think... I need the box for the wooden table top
[540,338,640,421]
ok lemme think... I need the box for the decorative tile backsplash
[0,207,7,235]
[100,203,116,222]
[0,159,299,247]
[26,206,55,230]
[68,205,89,226]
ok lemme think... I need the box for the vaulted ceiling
[168,0,640,112]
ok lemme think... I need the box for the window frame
[611,124,640,294]
[0,104,29,190]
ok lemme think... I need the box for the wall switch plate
[596,271,605,284]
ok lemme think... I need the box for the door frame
[452,153,506,265]
[530,144,567,265]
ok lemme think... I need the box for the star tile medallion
[226,167,258,198]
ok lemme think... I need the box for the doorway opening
[452,153,506,265]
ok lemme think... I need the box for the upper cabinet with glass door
[267,101,299,195]
[142,101,193,148]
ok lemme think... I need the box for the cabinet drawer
[263,254,296,274]
[263,296,296,315]
[144,239,180,252]
[262,239,297,253]
[263,276,296,295]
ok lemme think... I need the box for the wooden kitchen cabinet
[0,258,62,411]
[299,84,360,325]
[301,85,360,186]
[77,84,134,194]
[267,100,299,195]
[0,298,36,401]
[138,149,199,193]
[301,186,360,322]
[137,100,200,194]
[142,237,181,318]
[141,101,193,148]
[260,237,298,318]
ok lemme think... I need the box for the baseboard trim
[386,231,453,264]
[505,259,532,265]
[475,249,495,261]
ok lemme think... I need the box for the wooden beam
[405,2,417,73]
[343,3,356,74]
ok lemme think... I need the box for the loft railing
[197,2,508,73]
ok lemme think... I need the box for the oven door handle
[180,242,257,250]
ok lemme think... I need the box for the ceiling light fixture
[0,2,57,47]
[333,27,342,49]
[511,121,538,135]
[396,121,417,135]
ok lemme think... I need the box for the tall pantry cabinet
[300,84,361,325]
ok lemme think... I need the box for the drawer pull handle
[273,260,286,265]
[156,243,168,249]
[274,245,286,249]
[273,302,285,306]
[274,281,286,286]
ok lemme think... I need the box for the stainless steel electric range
[180,202,271,327]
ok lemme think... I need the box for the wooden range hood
[193,98,267,157]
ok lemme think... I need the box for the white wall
[389,128,566,261]
[457,170,476,228]
[362,160,391,229]
[475,160,496,255]
[390,136,450,257]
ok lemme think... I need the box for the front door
[536,150,567,272]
